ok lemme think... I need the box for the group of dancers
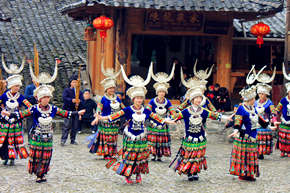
[0,54,289,184]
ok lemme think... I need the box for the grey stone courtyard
[0,125,289,193]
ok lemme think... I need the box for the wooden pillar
[216,28,233,92]
[285,0,290,77]
[88,14,116,96]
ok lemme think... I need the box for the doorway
[130,34,217,99]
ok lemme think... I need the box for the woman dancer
[0,55,31,166]
[93,63,175,184]
[89,58,124,159]
[254,66,276,159]
[1,62,85,182]
[229,67,269,181]
[146,63,176,161]
[274,63,290,157]
[171,84,225,181]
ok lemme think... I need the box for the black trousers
[78,118,97,132]
[61,115,79,143]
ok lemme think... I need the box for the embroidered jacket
[1,90,32,123]
[175,106,221,142]
[254,99,276,125]
[234,104,269,139]
[96,95,125,116]
[13,104,75,135]
[108,105,164,140]
[276,96,290,124]
[146,97,176,122]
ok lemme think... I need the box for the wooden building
[60,0,284,100]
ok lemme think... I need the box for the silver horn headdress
[246,65,265,85]
[151,62,175,94]
[2,54,26,74]
[256,65,276,84]
[193,59,214,80]
[282,63,290,92]
[181,67,207,92]
[121,62,153,99]
[29,59,58,84]
[240,65,264,101]
[256,65,275,95]
[100,56,121,91]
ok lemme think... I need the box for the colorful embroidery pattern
[234,115,243,127]
[96,103,103,114]
[275,102,283,113]
[149,112,164,123]
[19,108,33,118]
[110,110,125,121]
[56,107,70,118]
[23,99,32,108]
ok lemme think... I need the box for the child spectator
[79,89,98,134]
[218,87,231,112]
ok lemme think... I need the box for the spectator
[217,87,231,112]
[78,89,97,134]
[24,80,38,141]
[61,74,84,146]
[213,83,220,109]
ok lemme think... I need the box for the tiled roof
[60,0,283,17]
[0,0,87,105]
[234,7,285,38]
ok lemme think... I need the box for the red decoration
[55,58,61,64]
[93,16,114,40]
[93,16,114,52]
[250,22,270,48]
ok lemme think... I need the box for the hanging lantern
[93,16,114,40]
[250,22,270,48]
[93,16,114,52]
[84,24,95,41]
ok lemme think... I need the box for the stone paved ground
[0,132,289,193]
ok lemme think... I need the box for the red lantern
[93,16,114,40]
[250,22,270,48]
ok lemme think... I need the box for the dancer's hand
[272,122,281,130]
[91,117,98,126]
[228,130,239,138]
[78,109,86,115]
[1,110,10,117]
[164,118,177,125]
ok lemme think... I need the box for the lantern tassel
[256,36,264,48]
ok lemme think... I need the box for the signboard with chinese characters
[145,10,203,31]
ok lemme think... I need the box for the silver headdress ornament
[180,67,207,91]
[282,63,290,92]
[151,62,175,94]
[2,54,25,74]
[193,59,214,80]
[29,59,58,84]
[256,65,276,84]
[246,65,265,85]
[151,62,175,83]
[100,56,121,78]
[282,63,290,81]
[256,65,275,95]
[121,62,153,99]
[100,56,121,90]
[240,65,265,101]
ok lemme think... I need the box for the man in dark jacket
[78,89,97,134]
[61,75,83,146]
